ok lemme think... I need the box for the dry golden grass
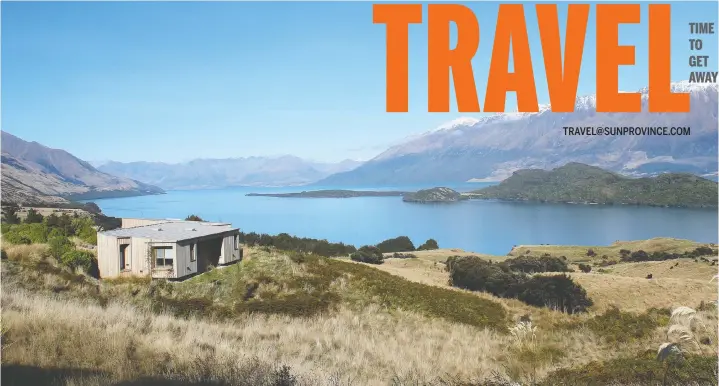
[3,244,718,385]
[374,252,717,314]
[2,243,49,262]
[567,273,717,312]
[510,237,714,262]
[0,288,575,385]
[600,258,718,281]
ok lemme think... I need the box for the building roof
[100,221,238,242]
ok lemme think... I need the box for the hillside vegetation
[470,163,718,208]
[2,233,718,385]
[402,187,467,203]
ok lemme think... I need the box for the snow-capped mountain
[319,82,719,186]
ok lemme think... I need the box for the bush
[586,249,596,257]
[446,256,593,313]
[48,235,73,260]
[60,249,98,275]
[239,231,356,257]
[417,238,439,250]
[503,255,570,273]
[620,246,718,262]
[578,263,592,273]
[185,214,205,221]
[516,275,594,314]
[376,236,415,253]
[24,208,44,224]
[392,252,417,259]
[350,245,384,264]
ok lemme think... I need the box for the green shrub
[391,252,417,259]
[351,245,384,264]
[24,208,44,224]
[72,217,98,245]
[417,238,439,250]
[620,246,718,263]
[517,275,593,314]
[239,231,356,257]
[60,249,97,274]
[376,236,415,253]
[446,256,593,313]
[578,263,592,273]
[504,255,570,273]
[1,206,21,224]
[2,223,49,244]
[48,235,73,259]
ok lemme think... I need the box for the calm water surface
[92,184,719,255]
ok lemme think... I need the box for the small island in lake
[402,187,468,203]
[468,163,719,208]
[246,190,408,198]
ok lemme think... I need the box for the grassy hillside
[2,239,718,385]
[470,163,719,208]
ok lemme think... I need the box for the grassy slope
[2,242,718,385]
[470,163,719,208]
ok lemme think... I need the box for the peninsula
[246,190,408,198]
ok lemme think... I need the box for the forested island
[402,187,467,203]
[469,163,719,208]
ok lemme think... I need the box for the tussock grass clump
[540,350,717,386]
[561,307,670,343]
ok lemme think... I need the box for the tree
[418,238,439,250]
[376,236,415,253]
[24,208,44,224]
[2,206,20,224]
[185,214,205,221]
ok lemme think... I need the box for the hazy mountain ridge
[97,157,364,190]
[318,82,719,186]
[470,162,718,208]
[0,131,164,204]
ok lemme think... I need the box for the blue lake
[92,184,719,255]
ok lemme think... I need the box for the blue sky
[2,1,716,163]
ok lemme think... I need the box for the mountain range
[317,81,719,186]
[3,81,717,199]
[96,157,363,190]
[0,131,164,204]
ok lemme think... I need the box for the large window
[234,234,239,250]
[153,246,174,269]
[190,243,196,262]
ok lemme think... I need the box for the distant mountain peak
[319,80,718,186]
